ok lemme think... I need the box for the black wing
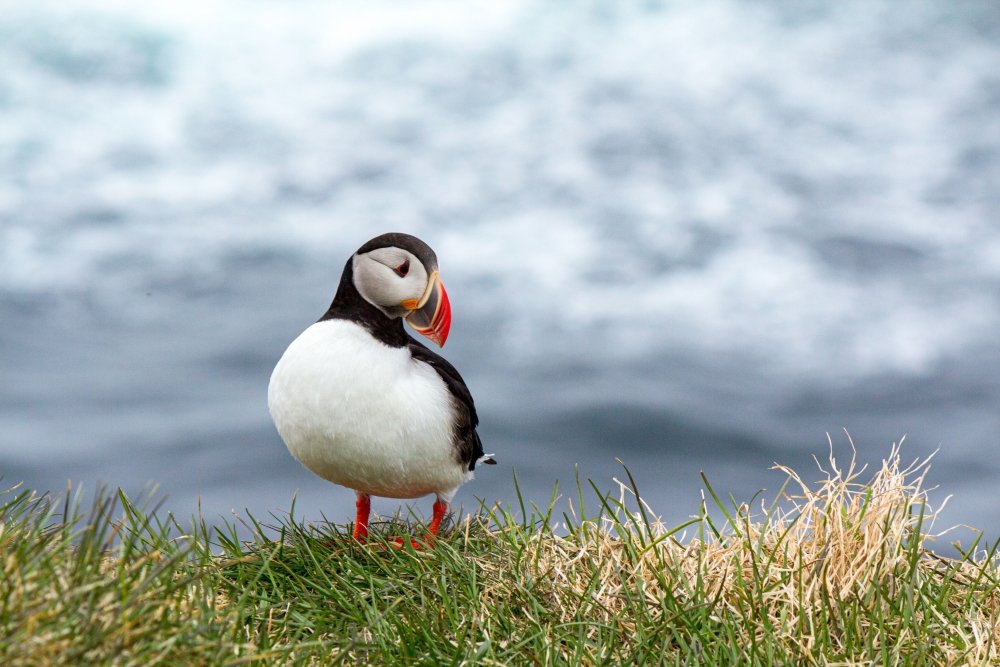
[407,339,489,471]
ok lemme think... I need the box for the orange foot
[391,536,427,550]
[352,497,449,549]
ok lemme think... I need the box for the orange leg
[353,493,371,542]
[426,498,448,538]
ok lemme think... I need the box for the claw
[391,536,424,550]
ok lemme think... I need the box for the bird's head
[351,233,452,347]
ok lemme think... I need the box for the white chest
[267,320,469,499]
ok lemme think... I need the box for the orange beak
[404,272,451,347]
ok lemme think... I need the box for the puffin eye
[394,260,410,277]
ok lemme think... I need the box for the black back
[407,339,486,471]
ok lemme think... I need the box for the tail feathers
[479,453,497,465]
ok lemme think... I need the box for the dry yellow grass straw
[522,439,1000,662]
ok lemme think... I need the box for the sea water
[1,0,998,541]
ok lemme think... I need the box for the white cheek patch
[353,250,429,313]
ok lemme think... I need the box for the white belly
[267,320,469,500]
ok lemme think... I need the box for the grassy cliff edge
[1,444,997,665]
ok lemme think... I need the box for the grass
[1,443,998,666]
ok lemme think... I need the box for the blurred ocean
[1,0,999,543]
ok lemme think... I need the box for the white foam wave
[1,0,998,382]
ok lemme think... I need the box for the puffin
[267,232,494,546]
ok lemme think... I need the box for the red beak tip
[435,297,452,346]
[407,275,452,347]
